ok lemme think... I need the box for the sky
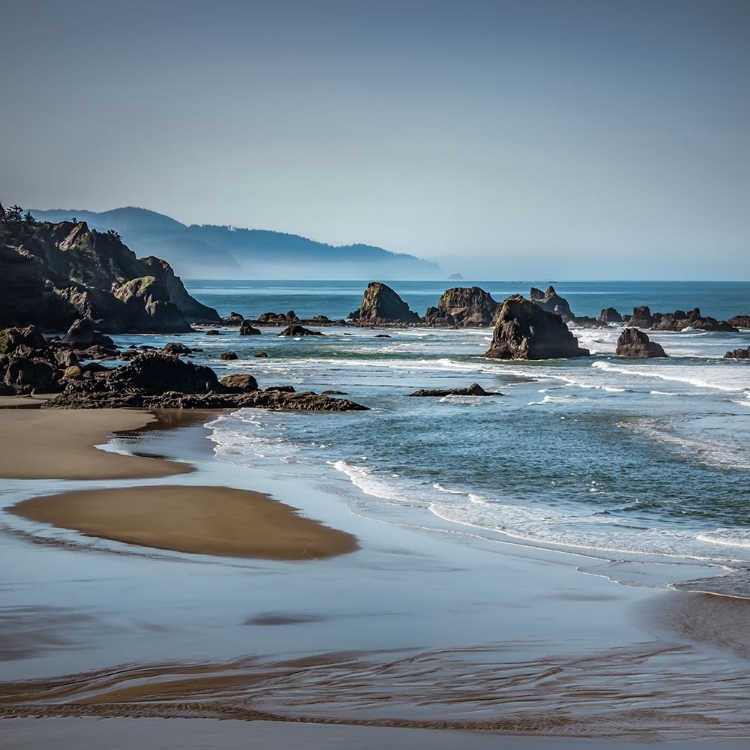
[2,0,749,279]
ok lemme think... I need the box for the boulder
[63,365,83,379]
[161,341,193,356]
[255,351,269,358]
[239,320,261,335]
[220,351,238,360]
[424,287,499,327]
[106,352,221,394]
[62,317,116,349]
[220,374,259,391]
[724,347,750,359]
[571,316,607,329]
[599,307,623,324]
[728,315,750,329]
[627,306,656,328]
[615,327,667,358]
[348,282,420,324]
[484,296,590,360]
[3,356,60,393]
[408,383,497,397]
[279,324,323,337]
[0,325,47,354]
[530,286,574,322]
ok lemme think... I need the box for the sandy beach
[1,405,749,746]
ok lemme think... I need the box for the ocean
[107,280,750,598]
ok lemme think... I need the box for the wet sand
[12,485,358,560]
[0,406,191,480]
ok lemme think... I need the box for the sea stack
[424,286,499,327]
[484,296,590,360]
[615,328,668,358]
[348,282,420,324]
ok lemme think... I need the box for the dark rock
[724,347,750,359]
[349,282,420,324]
[571,316,607,329]
[0,325,47,354]
[4,356,60,393]
[220,351,238,360]
[266,385,296,393]
[205,329,222,335]
[599,307,623,323]
[255,351,269,358]
[628,306,655,328]
[286,310,299,321]
[374,334,391,338]
[312,315,330,322]
[62,318,94,347]
[161,341,193,356]
[409,383,498,397]
[240,320,261,335]
[530,286,574,322]
[54,349,79,368]
[257,312,288,324]
[220,374,259,391]
[106,352,220,394]
[485,296,590,360]
[322,390,348,395]
[728,315,750,328]
[650,308,737,333]
[424,286,499,327]
[616,327,667,358]
[279,324,323,337]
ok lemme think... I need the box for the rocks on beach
[616,327,668,358]
[484,296,590,360]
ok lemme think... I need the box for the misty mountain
[30,207,443,280]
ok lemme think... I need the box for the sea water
[112,280,750,595]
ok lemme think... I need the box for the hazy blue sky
[2,0,749,279]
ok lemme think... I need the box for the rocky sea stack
[0,206,219,333]
[348,282,420,324]
[485,296,590,360]
[615,327,668,358]
[530,286,574,322]
[424,287,499,327]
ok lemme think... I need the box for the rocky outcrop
[348,282,420,324]
[424,287,499,327]
[0,211,218,332]
[220,374,258,391]
[728,315,750,329]
[571,316,607,329]
[485,296,590,360]
[615,328,667,358]
[239,320,261,335]
[279,324,323,337]
[650,308,737,333]
[408,383,498,397]
[530,286,574,322]
[220,351,238,360]
[161,341,192,356]
[627,306,656,328]
[599,307,623,324]
[724,347,750,359]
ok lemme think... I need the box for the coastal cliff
[0,205,219,332]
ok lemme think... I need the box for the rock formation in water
[484,296,590,360]
[615,327,668,358]
[724,347,750,359]
[348,282,421,324]
[0,207,219,332]
[649,308,737,333]
[278,324,324,337]
[728,315,750,328]
[529,286,574,322]
[627,306,656,328]
[408,383,498,397]
[599,307,623,324]
[424,287,499,327]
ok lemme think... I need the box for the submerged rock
[485,296,590,360]
[220,351,238,360]
[348,282,420,324]
[615,328,668,358]
[724,347,750,359]
[424,287,499,327]
[278,324,323,337]
[408,383,498,397]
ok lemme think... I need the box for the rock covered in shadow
[424,287,499,327]
[728,315,750,329]
[161,341,193,356]
[616,327,668,358]
[627,306,655,328]
[348,282,421,324]
[239,320,261,335]
[278,324,323,337]
[485,296,590,360]
[599,307,623,323]
[408,383,499,397]
[650,308,737,333]
[725,347,750,359]
[530,286,574,322]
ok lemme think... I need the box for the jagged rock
[220,374,259,391]
[257,312,292,324]
[161,341,193,356]
[408,383,498,397]
[0,325,48,354]
[349,282,420,324]
[424,287,499,327]
[530,286,574,322]
[571,316,607,329]
[205,329,221,335]
[279,324,323,337]
[599,307,623,323]
[240,320,261,335]
[628,306,655,328]
[725,347,750,359]
[113,276,191,333]
[485,296,590,360]
[105,352,220,394]
[62,318,94,347]
[220,351,238,360]
[54,349,79,368]
[266,385,296,393]
[728,315,750,328]
[616,327,667,358]
[3,356,60,393]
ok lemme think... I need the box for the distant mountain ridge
[30,207,444,280]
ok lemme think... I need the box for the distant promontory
[30,206,444,280]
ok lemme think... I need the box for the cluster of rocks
[408,384,499,397]
[627,306,737,333]
[725,347,750,359]
[0,212,220,333]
